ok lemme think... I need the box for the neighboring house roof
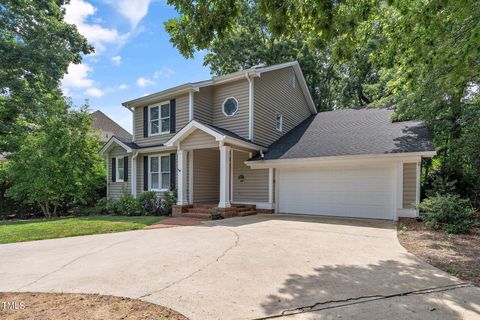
[91,110,132,143]
[122,61,317,114]
[254,109,435,161]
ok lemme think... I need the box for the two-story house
[100,61,435,220]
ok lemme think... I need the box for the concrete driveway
[0,214,479,319]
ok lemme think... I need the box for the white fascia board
[223,137,266,152]
[99,137,133,156]
[136,145,177,154]
[245,151,436,169]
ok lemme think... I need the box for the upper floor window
[149,102,170,135]
[222,97,238,117]
[276,113,283,132]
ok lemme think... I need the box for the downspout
[246,72,254,141]
[188,89,194,122]
[131,151,139,198]
[125,104,135,142]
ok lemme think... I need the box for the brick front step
[176,203,258,220]
[181,212,212,219]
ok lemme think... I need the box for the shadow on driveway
[258,258,479,319]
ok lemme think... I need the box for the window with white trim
[149,102,170,135]
[149,155,170,191]
[276,113,283,132]
[116,157,125,182]
[289,69,296,88]
[222,97,238,117]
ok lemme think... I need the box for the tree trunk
[39,203,50,219]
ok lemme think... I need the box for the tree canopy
[0,0,93,152]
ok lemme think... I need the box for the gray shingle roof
[202,122,267,148]
[256,109,435,160]
[91,110,132,143]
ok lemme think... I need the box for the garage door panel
[278,167,395,220]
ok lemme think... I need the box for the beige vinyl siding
[403,163,417,209]
[136,152,179,198]
[194,86,213,124]
[192,148,219,203]
[107,146,131,200]
[180,129,216,149]
[232,150,269,202]
[212,79,249,139]
[133,93,189,146]
[253,67,312,147]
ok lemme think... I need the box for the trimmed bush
[162,189,177,216]
[417,194,476,234]
[115,194,143,216]
[137,191,162,215]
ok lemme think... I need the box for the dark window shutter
[170,99,176,133]
[111,157,116,182]
[143,156,148,191]
[143,106,148,138]
[123,156,128,182]
[170,153,176,190]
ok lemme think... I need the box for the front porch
[166,120,274,217]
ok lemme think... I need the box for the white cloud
[64,0,127,53]
[118,84,129,90]
[153,67,174,79]
[111,55,122,66]
[85,87,105,97]
[62,63,107,98]
[136,77,155,88]
[62,63,94,89]
[107,0,152,28]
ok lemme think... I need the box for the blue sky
[61,0,211,133]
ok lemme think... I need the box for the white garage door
[278,166,396,220]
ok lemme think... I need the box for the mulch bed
[397,218,480,287]
[0,292,188,320]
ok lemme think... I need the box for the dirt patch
[0,292,188,320]
[398,218,480,286]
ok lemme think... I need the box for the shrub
[115,194,143,216]
[96,197,116,214]
[162,189,177,216]
[137,191,161,215]
[417,194,476,234]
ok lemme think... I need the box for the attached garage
[277,166,396,220]
[245,109,436,221]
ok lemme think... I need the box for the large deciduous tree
[0,0,93,152]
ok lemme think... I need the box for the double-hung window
[116,157,125,182]
[149,102,170,135]
[149,155,171,191]
[276,113,283,132]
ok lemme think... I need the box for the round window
[222,97,238,116]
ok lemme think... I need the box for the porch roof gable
[165,120,267,151]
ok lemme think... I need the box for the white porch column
[268,168,274,205]
[219,145,231,208]
[177,149,189,205]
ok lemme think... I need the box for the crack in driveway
[15,234,143,291]
[253,283,473,319]
[138,227,240,299]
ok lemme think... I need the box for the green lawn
[0,215,166,244]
